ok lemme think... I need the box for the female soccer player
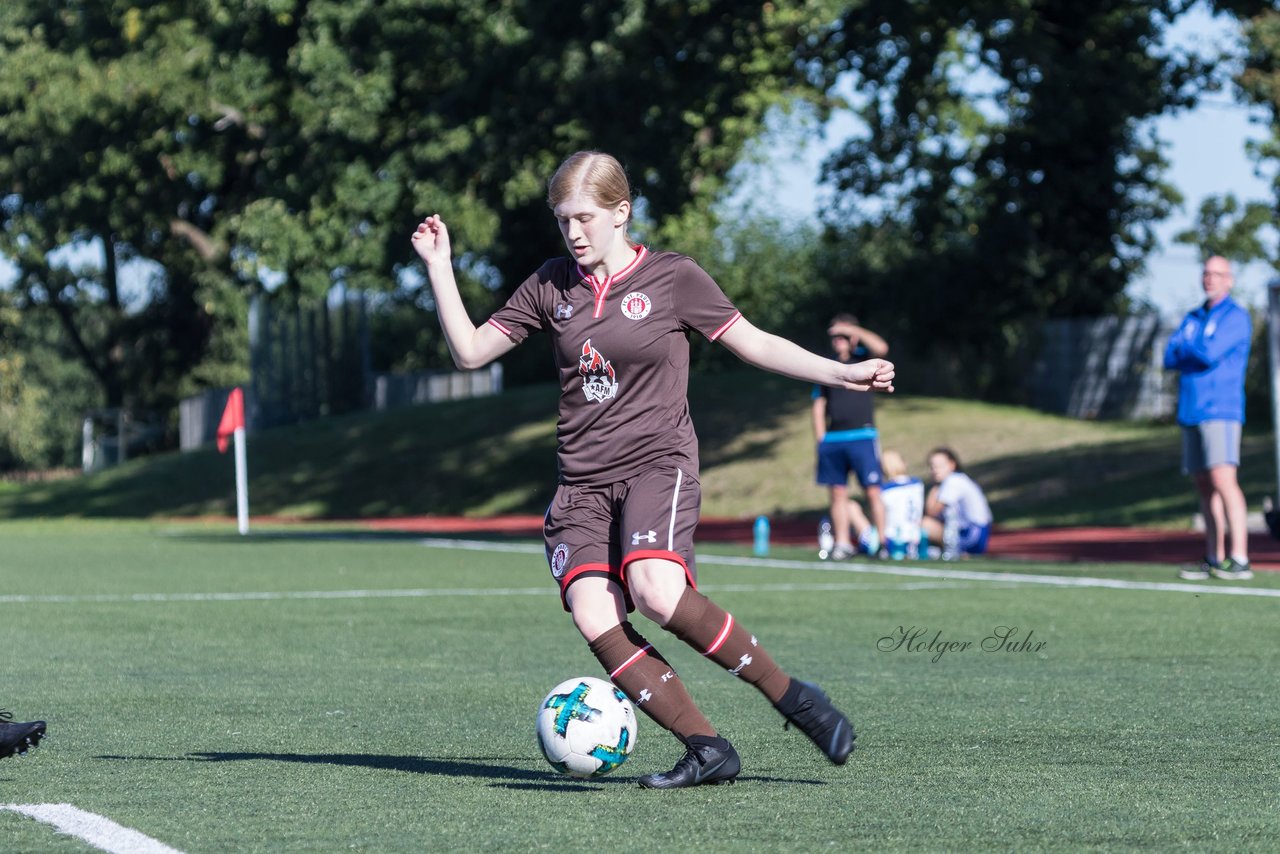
[411,151,894,788]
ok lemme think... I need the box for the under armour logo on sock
[728,653,753,676]
[637,688,652,703]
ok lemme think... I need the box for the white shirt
[937,472,992,528]
[881,476,924,545]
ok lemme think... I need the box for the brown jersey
[487,246,742,485]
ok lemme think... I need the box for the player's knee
[571,609,619,643]
[626,560,687,625]
[566,579,627,642]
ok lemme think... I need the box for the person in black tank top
[812,314,889,559]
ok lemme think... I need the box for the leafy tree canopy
[0,0,841,412]
[807,0,1272,395]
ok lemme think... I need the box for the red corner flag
[216,387,245,453]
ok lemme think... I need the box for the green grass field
[2,521,1278,852]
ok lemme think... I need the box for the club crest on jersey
[550,543,570,578]
[579,339,618,403]
[620,291,652,320]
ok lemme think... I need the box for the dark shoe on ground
[1211,557,1254,580]
[783,681,855,765]
[1178,557,1216,581]
[0,711,46,759]
[637,738,740,789]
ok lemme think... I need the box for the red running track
[362,515,1280,571]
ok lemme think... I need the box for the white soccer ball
[536,676,638,778]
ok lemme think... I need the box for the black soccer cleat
[783,681,855,765]
[0,711,47,760]
[637,738,740,789]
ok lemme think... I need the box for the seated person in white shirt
[922,447,992,557]
[848,449,925,558]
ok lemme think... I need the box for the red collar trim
[579,245,648,318]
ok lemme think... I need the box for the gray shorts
[1181,420,1241,474]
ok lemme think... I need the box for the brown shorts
[544,466,700,611]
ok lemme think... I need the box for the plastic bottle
[753,515,770,556]
[817,517,835,559]
[942,511,960,561]
[886,530,907,560]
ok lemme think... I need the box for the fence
[175,311,1179,453]
[1027,315,1177,420]
[179,364,504,451]
[372,364,503,411]
[81,409,166,472]
[248,291,371,430]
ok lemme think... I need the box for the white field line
[1,803,184,854]
[0,580,979,606]
[416,537,1280,599]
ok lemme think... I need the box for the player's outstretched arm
[411,215,516,370]
[719,317,895,392]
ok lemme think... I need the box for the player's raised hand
[411,214,452,268]
[839,358,895,393]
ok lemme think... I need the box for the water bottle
[817,517,835,559]
[941,511,960,561]
[886,530,907,560]
[753,515,770,556]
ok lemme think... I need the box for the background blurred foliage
[0,1,1277,471]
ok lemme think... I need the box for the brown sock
[588,622,716,739]
[664,587,792,704]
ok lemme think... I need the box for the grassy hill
[0,372,1275,527]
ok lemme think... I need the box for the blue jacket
[1162,296,1251,425]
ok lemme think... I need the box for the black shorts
[544,466,700,611]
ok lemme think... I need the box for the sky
[737,5,1278,323]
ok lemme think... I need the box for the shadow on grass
[99,751,596,785]
[162,530,540,546]
[0,374,808,521]
[96,751,825,787]
[980,430,1276,528]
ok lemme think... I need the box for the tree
[0,0,842,424]
[0,293,98,469]
[1233,6,1280,264]
[1174,193,1274,263]
[808,0,1270,397]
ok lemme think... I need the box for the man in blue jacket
[1163,255,1253,580]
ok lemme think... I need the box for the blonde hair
[547,151,634,232]
[881,449,907,479]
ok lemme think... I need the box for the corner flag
[216,387,245,453]
[216,387,250,535]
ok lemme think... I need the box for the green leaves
[812,1,1256,397]
[1174,194,1275,264]
[0,0,831,464]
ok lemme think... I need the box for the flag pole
[233,425,249,535]
[216,386,249,536]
